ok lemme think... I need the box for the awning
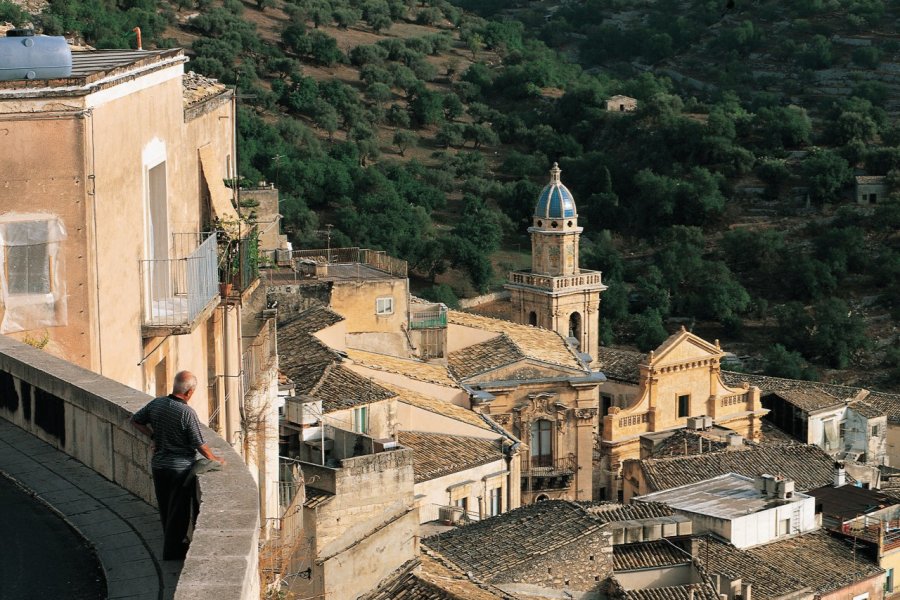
[198,144,239,226]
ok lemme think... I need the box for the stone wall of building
[494,529,613,595]
[0,335,260,600]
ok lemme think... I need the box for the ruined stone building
[0,47,281,523]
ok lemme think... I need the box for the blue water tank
[0,30,72,81]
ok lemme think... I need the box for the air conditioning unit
[687,415,713,430]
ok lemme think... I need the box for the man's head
[172,371,198,401]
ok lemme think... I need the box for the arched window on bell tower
[568,312,582,348]
[529,311,538,327]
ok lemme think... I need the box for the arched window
[568,312,582,346]
[528,311,538,327]
[530,419,553,468]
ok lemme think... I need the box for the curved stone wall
[0,336,259,600]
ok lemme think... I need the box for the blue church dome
[535,163,576,219]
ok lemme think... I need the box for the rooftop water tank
[0,29,72,81]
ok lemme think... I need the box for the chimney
[834,461,846,487]
[741,582,752,600]
[727,432,743,447]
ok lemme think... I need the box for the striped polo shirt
[133,395,205,471]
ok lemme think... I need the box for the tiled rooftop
[383,383,492,432]
[423,500,604,581]
[700,530,883,598]
[396,432,504,483]
[346,349,457,387]
[448,335,523,380]
[697,537,807,599]
[613,540,691,571]
[585,502,675,524]
[635,444,844,493]
[182,70,228,107]
[856,175,886,184]
[448,311,584,372]
[623,584,720,600]
[723,371,899,422]
[361,557,513,600]
[643,429,732,458]
[597,347,643,383]
[312,364,395,413]
[766,388,843,412]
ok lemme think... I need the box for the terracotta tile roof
[423,500,604,581]
[856,175,886,184]
[613,540,691,571]
[448,311,584,371]
[383,384,492,432]
[182,70,228,107]
[280,305,345,334]
[624,584,720,600]
[697,537,807,599]
[396,432,504,483]
[635,444,843,493]
[312,364,395,413]
[759,420,801,445]
[644,429,732,458]
[278,316,341,395]
[850,400,885,419]
[723,371,900,423]
[362,556,514,600]
[346,349,457,387]
[766,388,843,412]
[303,487,334,509]
[448,335,523,380]
[701,530,883,599]
[585,502,676,523]
[597,347,643,383]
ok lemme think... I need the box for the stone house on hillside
[855,175,887,205]
[607,94,638,112]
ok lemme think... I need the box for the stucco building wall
[413,457,509,523]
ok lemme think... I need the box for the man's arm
[197,443,226,466]
[130,418,153,439]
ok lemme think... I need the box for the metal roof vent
[0,32,72,81]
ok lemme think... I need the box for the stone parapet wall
[0,335,260,600]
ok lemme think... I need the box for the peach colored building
[0,47,281,523]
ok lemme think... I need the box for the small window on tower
[567,220,573,227]
[537,220,543,227]
[528,311,537,326]
[551,221,558,228]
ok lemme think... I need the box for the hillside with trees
[4,0,900,391]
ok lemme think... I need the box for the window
[528,311,538,327]
[872,424,880,437]
[677,394,690,418]
[853,593,869,600]
[6,222,51,295]
[886,568,894,593]
[839,421,846,442]
[489,487,502,516]
[530,419,553,468]
[375,297,393,315]
[455,496,468,512]
[778,517,791,536]
[0,217,67,334]
[353,406,369,434]
[601,394,613,416]
[568,312,582,345]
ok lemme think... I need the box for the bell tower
[506,163,606,364]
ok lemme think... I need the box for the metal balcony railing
[242,318,277,395]
[220,226,260,296]
[522,454,577,476]
[409,305,448,330]
[140,233,218,332]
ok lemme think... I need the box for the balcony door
[530,419,553,468]
[145,161,170,311]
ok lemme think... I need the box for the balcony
[409,304,448,330]
[220,227,260,300]
[507,269,605,294]
[242,317,277,395]
[140,233,219,337]
[521,454,577,493]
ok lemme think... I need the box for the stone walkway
[0,419,180,600]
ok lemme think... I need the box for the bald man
[131,370,225,559]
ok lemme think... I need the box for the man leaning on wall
[131,370,226,560]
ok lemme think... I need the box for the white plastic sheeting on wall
[0,213,67,334]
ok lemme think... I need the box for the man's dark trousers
[152,467,193,560]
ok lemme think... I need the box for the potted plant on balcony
[216,218,241,297]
